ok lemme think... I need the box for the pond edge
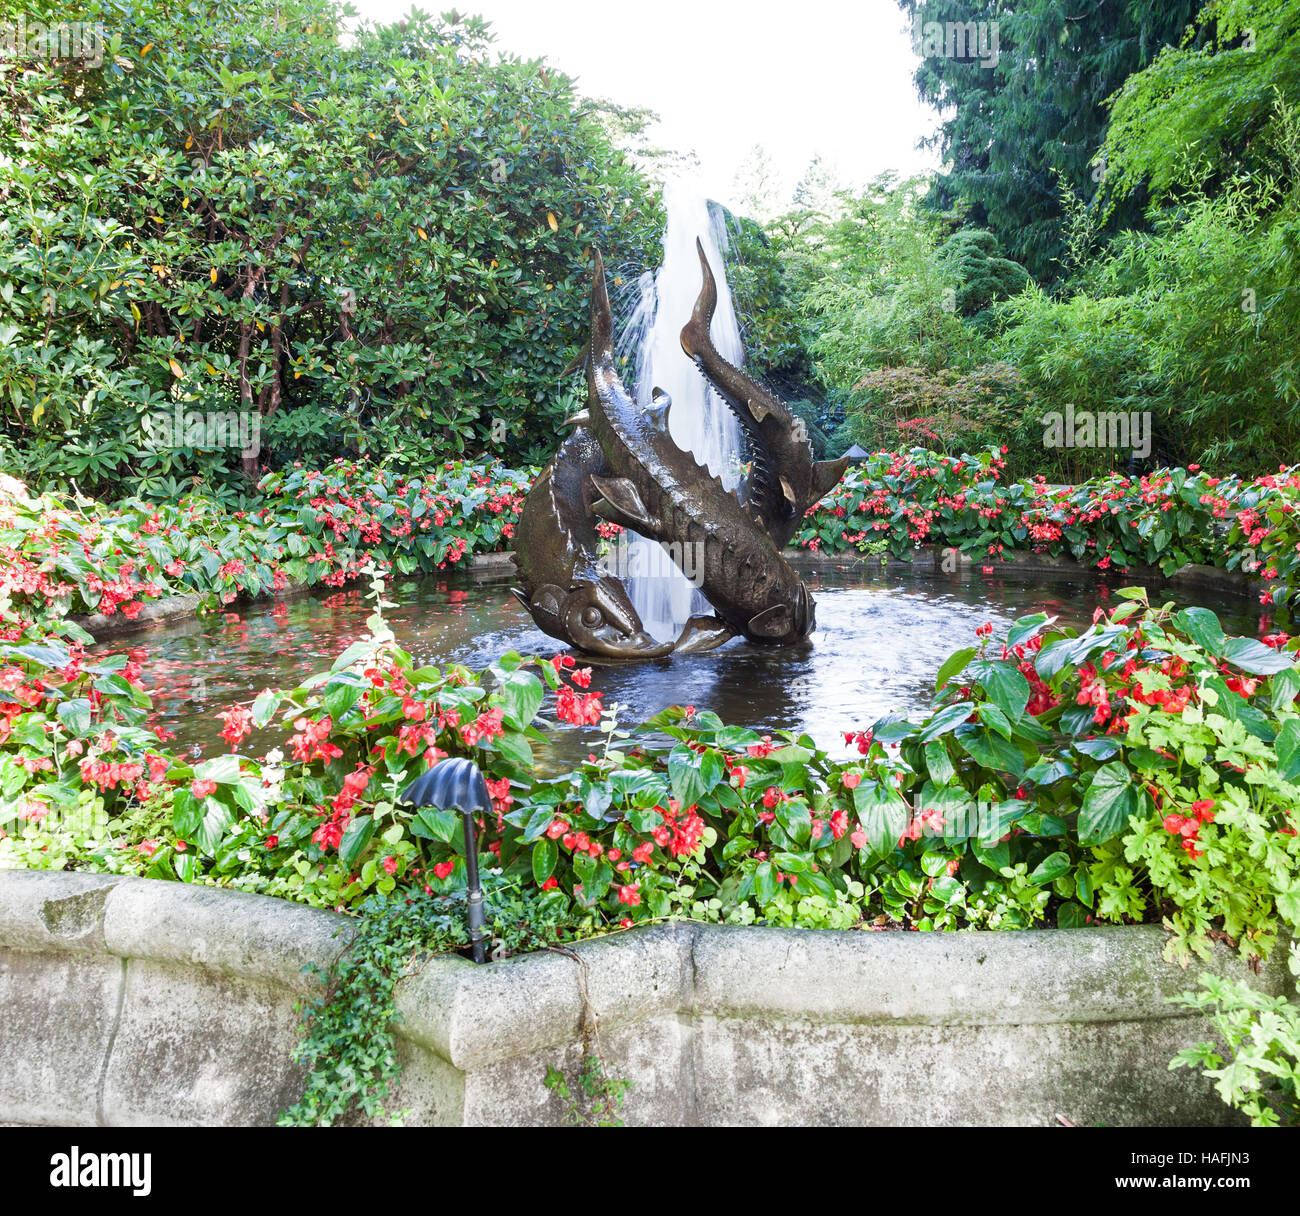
[70,547,1260,642]
[0,870,1285,1126]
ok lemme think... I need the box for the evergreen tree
[899,0,1200,280]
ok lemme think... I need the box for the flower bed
[4,570,1298,968]
[5,449,1300,633]
[0,459,529,623]
[793,448,1300,609]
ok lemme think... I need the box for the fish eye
[581,605,603,626]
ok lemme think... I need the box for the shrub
[0,458,531,621]
[846,363,1033,465]
[0,0,660,495]
[794,446,1299,609]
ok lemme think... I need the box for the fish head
[735,559,816,646]
[563,577,674,659]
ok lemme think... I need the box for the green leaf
[251,688,281,728]
[193,794,236,854]
[416,806,458,843]
[1077,762,1138,845]
[339,814,376,866]
[330,639,378,673]
[573,853,612,899]
[532,837,557,884]
[969,661,1031,721]
[1024,758,1074,786]
[935,646,975,692]
[668,747,706,806]
[1007,613,1052,647]
[172,789,200,837]
[323,679,363,719]
[698,750,725,796]
[775,798,811,846]
[919,701,976,742]
[922,739,955,785]
[1276,719,1300,783]
[1271,667,1300,712]
[973,838,1009,870]
[754,861,777,904]
[1174,606,1225,654]
[194,754,241,784]
[1218,636,1295,676]
[852,784,909,852]
[1057,902,1089,929]
[974,798,1030,845]
[498,669,543,729]
[56,697,92,736]
[8,643,71,668]
[494,731,534,770]
[1029,851,1071,885]
[955,724,1026,776]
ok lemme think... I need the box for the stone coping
[1,871,1288,1071]
[4,872,1294,1125]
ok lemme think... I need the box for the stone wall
[0,871,1286,1126]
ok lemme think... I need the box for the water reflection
[105,558,1276,765]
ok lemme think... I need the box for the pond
[104,557,1275,767]
[98,556,1268,764]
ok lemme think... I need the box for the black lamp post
[399,757,491,964]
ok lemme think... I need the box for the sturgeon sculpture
[511,246,848,658]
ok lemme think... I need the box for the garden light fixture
[399,757,491,964]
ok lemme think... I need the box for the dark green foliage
[0,0,661,498]
[900,0,1200,281]
[722,207,809,378]
[996,121,1300,472]
[280,880,583,1126]
[1102,0,1300,205]
[938,229,1029,322]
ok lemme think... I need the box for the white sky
[350,0,940,212]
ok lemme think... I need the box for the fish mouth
[575,628,675,661]
[562,578,675,659]
[744,581,815,645]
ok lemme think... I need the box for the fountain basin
[84,549,1269,762]
[0,871,1283,1126]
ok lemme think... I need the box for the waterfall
[617,182,748,644]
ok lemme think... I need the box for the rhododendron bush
[4,577,1298,965]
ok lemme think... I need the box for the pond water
[106,558,1277,767]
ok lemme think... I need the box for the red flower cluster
[1162,799,1216,860]
[290,715,343,763]
[217,704,254,749]
[556,683,602,726]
